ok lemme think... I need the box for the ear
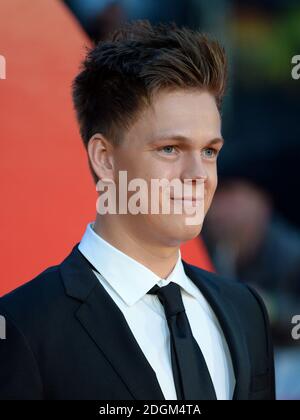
[87,133,115,182]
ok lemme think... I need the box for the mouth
[170,196,204,203]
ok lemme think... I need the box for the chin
[177,223,203,243]
[158,215,204,247]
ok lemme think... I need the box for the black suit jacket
[0,243,275,400]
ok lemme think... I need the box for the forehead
[125,89,222,145]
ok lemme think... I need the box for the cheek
[114,150,144,179]
[211,174,218,195]
[205,167,218,202]
[142,158,177,182]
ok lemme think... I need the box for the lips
[170,196,203,202]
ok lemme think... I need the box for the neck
[93,214,180,279]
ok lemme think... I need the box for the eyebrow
[148,134,224,147]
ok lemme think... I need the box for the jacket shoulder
[186,263,266,308]
[184,262,272,344]
[0,263,67,335]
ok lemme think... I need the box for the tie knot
[147,282,185,317]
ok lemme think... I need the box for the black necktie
[148,282,217,400]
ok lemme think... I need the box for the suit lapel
[182,261,251,400]
[60,244,165,400]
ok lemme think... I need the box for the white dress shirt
[78,222,235,400]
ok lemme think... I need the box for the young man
[0,21,275,400]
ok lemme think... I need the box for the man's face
[111,89,223,247]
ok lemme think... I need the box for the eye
[202,147,218,159]
[159,145,178,155]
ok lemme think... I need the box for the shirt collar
[78,222,199,306]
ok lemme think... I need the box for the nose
[181,151,208,184]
